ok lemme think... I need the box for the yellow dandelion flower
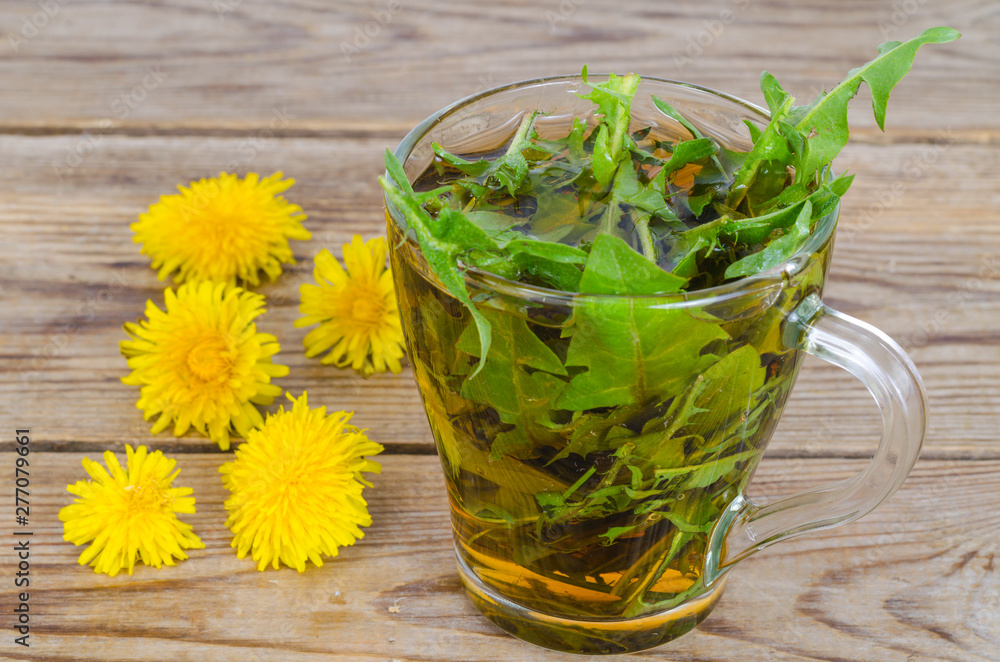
[132,172,311,286]
[59,445,204,577]
[220,392,383,571]
[120,281,288,450]
[295,235,406,376]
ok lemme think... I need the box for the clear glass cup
[384,75,927,655]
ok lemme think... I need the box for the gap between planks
[15,439,997,462]
[0,123,995,146]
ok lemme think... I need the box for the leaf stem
[560,466,597,502]
[609,527,689,599]
[607,73,641,169]
[505,111,538,159]
[631,213,655,262]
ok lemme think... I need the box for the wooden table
[2,1,997,660]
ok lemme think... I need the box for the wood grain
[0,135,997,457]
[0,0,994,136]
[0,454,996,662]
[0,0,995,659]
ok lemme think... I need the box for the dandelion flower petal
[120,281,286,450]
[297,236,406,377]
[131,172,310,286]
[220,392,383,572]
[59,445,204,576]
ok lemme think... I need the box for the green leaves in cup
[380,30,957,630]
[381,26,958,382]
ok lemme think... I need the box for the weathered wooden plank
[0,454,996,661]
[0,0,993,136]
[0,1,993,660]
[2,138,997,240]
[1,135,997,457]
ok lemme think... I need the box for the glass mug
[384,75,927,655]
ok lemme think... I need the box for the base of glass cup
[455,549,728,655]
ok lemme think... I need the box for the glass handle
[704,293,928,584]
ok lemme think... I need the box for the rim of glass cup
[385,73,838,307]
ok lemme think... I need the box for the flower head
[132,172,310,286]
[296,235,405,376]
[220,392,383,571]
[121,281,288,450]
[59,445,204,577]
